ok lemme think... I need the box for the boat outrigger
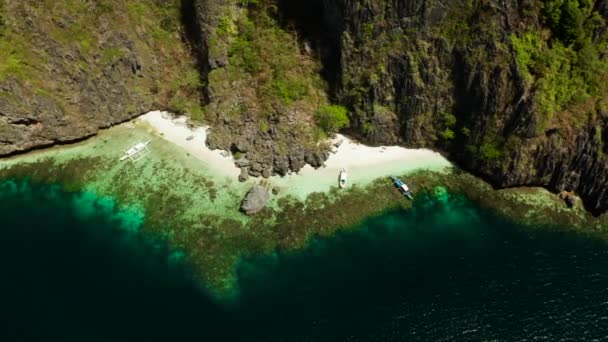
[120,140,151,162]
[390,176,413,200]
[339,168,348,188]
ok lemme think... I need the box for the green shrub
[363,23,374,40]
[217,2,325,118]
[441,129,455,140]
[259,121,269,132]
[315,105,350,133]
[272,78,308,103]
[0,38,26,81]
[480,142,502,160]
[362,122,375,135]
[189,104,205,123]
[442,112,457,127]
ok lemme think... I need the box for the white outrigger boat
[120,140,151,162]
[339,168,348,188]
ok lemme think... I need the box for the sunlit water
[1,180,607,341]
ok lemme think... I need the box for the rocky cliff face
[191,0,332,178]
[0,1,201,155]
[292,0,608,214]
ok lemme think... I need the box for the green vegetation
[0,2,27,81]
[315,105,350,134]
[442,113,457,127]
[362,121,375,135]
[203,0,330,156]
[0,39,27,81]
[441,129,455,140]
[479,142,503,160]
[207,0,326,115]
[511,0,607,131]
[0,0,202,119]
[439,113,457,141]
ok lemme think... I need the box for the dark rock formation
[203,110,330,177]
[241,184,272,215]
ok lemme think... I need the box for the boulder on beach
[241,185,271,215]
[238,167,250,182]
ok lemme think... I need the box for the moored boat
[339,168,348,188]
[120,140,151,162]
[390,176,413,200]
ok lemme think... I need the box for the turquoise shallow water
[1,180,608,341]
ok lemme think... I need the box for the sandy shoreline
[138,111,452,198]
[138,111,241,179]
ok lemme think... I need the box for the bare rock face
[241,184,271,215]
[0,1,198,157]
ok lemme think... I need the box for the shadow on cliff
[180,0,210,103]
[276,0,343,99]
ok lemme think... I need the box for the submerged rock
[241,185,271,215]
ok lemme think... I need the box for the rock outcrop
[241,184,272,215]
[0,1,200,156]
[191,0,332,178]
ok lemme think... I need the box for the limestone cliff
[0,1,201,155]
[279,0,608,214]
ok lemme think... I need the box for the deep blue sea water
[1,179,608,341]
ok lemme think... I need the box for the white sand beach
[138,110,452,199]
[138,111,241,179]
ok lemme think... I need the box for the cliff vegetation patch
[511,0,607,131]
